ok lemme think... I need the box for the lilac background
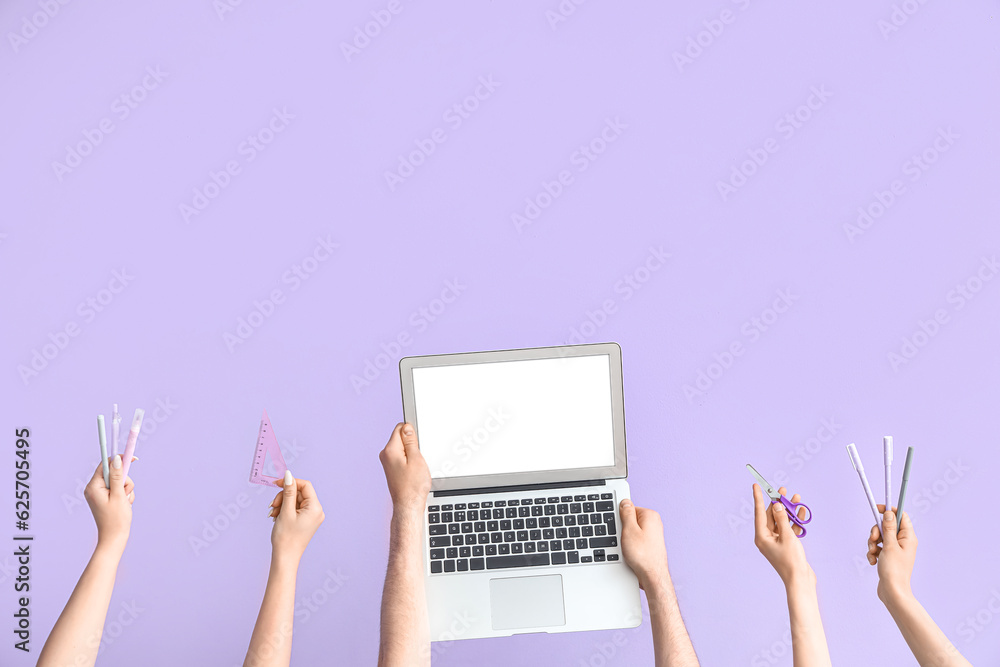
[3,1,999,665]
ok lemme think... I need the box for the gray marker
[894,447,915,530]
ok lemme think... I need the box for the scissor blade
[746,464,779,499]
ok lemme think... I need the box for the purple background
[3,1,999,665]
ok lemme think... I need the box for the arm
[619,499,700,667]
[752,485,831,667]
[377,423,432,667]
[867,507,972,667]
[37,456,135,667]
[244,471,325,667]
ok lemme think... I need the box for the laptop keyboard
[426,491,621,574]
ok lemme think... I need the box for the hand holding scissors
[746,464,813,537]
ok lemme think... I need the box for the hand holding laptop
[378,423,433,667]
[619,498,701,667]
[379,423,432,513]
[618,499,669,592]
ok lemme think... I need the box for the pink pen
[121,408,144,478]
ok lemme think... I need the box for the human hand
[267,471,325,563]
[84,455,137,554]
[867,505,916,605]
[379,423,431,514]
[753,484,812,585]
[619,499,669,592]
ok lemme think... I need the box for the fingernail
[620,499,631,508]
[131,455,139,461]
[266,507,275,517]
[773,503,785,512]
[403,425,413,435]
[112,454,122,470]
[283,470,293,486]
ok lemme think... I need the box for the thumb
[619,498,638,533]
[882,509,898,547]
[771,502,790,540]
[279,470,297,517]
[109,454,125,497]
[400,424,421,460]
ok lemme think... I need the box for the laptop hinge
[433,479,606,498]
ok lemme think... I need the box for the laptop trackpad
[489,574,566,631]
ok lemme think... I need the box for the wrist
[879,582,915,611]
[640,563,672,597]
[782,566,816,593]
[93,539,126,561]
[270,549,302,572]
[392,501,425,522]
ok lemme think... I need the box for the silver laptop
[399,342,641,641]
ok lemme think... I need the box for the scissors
[746,464,813,538]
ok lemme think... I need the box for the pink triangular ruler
[249,410,287,486]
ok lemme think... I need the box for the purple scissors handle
[776,495,812,537]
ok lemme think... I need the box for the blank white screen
[412,354,616,479]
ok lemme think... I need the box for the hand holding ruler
[249,409,288,486]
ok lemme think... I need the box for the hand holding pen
[866,506,915,604]
[84,456,137,555]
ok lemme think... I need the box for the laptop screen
[412,354,617,480]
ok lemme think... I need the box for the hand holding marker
[97,405,143,487]
[847,437,914,536]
